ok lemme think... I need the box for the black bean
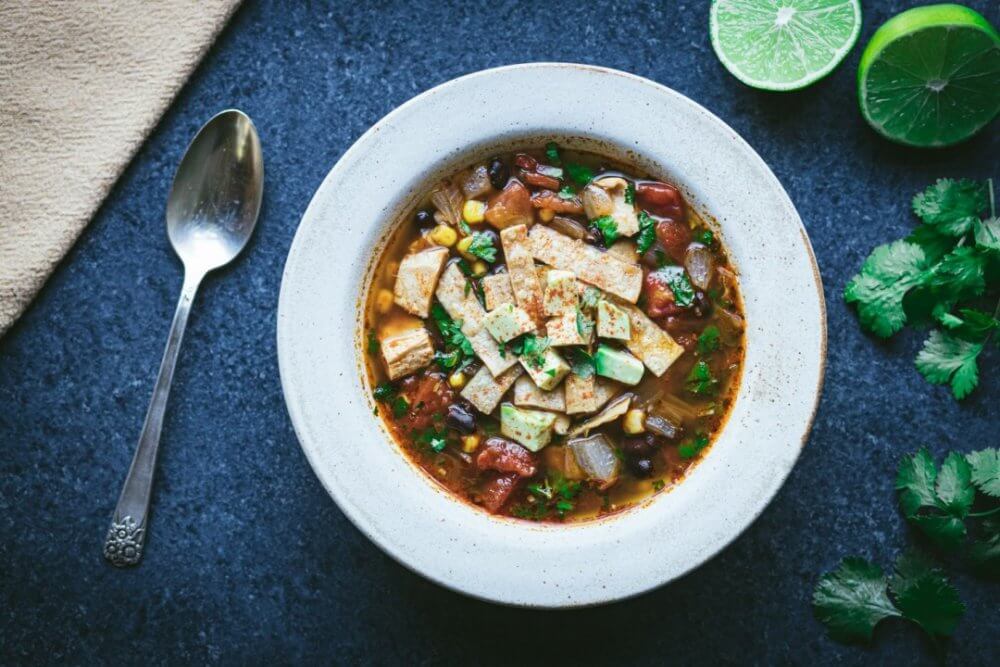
[692,291,713,318]
[627,457,654,478]
[621,436,656,459]
[414,209,434,226]
[446,403,476,434]
[487,157,509,191]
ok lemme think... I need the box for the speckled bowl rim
[277,63,827,608]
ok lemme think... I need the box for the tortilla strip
[528,225,643,302]
[461,365,522,414]
[500,224,545,327]
[614,300,685,376]
[435,263,518,376]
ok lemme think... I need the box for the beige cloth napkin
[0,0,241,335]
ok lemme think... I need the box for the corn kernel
[375,288,394,314]
[456,235,474,259]
[429,224,457,247]
[471,260,488,277]
[623,409,646,434]
[448,371,467,389]
[461,434,480,453]
[538,208,555,222]
[463,200,487,224]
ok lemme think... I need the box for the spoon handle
[103,272,202,567]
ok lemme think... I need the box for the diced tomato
[514,154,538,171]
[485,179,534,229]
[636,182,686,221]
[478,472,522,513]
[530,190,584,214]
[398,372,454,431]
[643,271,685,319]
[476,437,538,477]
[655,220,691,262]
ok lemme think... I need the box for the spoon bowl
[167,109,263,272]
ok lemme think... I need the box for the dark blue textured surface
[2,1,998,664]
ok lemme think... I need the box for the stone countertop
[1,1,997,664]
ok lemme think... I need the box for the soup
[363,145,745,522]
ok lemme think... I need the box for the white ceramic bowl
[277,63,825,607]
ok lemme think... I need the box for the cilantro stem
[967,506,1000,518]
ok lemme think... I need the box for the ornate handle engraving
[103,516,145,567]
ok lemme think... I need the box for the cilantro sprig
[430,301,475,372]
[813,446,1000,652]
[592,215,619,246]
[896,447,1000,574]
[636,210,656,254]
[467,232,497,263]
[813,551,964,644]
[517,474,583,520]
[845,178,999,399]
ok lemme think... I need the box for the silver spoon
[103,109,263,567]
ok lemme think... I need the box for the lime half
[710,0,862,91]
[858,4,1000,148]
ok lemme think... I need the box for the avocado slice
[483,303,535,343]
[500,403,557,452]
[594,344,644,385]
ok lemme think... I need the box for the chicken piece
[435,263,518,376]
[547,311,592,347]
[460,365,522,414]
[500,224,546,327]
[392,247,449,317]
[484,179,533,230]
[481,272,515,311]
[615,300,685,376]
[528,225,643,303]
[513,374,566,412]
[380,328,435,380]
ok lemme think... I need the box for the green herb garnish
[698,229,714,245]
[558,185,576,200]
[373,382,395,401]
[845,178,998,399]
[593,215,619,246]
[509,334,550,370]
[391,396,409,418]
[467,231,497,263]
[575,307,594,339]
[367,330,380,355]
[637,210,656,254]
[625,181,636,205]
[684,361,717,396]
[678,433,709,458]
[655,266,695,307]
[697,326,720,355]
[652,479,665,491]
[565,162,594,186]
[417,427,448,452]
[566,348,595,378]
[545,142,561,165]
[813,551,964,644]
[580,286,601,310]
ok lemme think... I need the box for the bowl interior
[277,63,825,607]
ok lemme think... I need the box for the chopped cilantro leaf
[654,249,669,267]
[888,551,965,638]
[697,325,720,355]
[417,427,448,452]
[912,178,987,237]
[391,396,409,418]
[652,479,665,491]
[966,449,1000,498]
[558,185,576,199]
[812,557,900,642]
[510,334,549,370]
[576,307,594,338]
[593,215,619,246]
[915,330,984,400]
[367,330,380,355]
[678,433,709,458]
[580,286,601,310]
[545,142,561,165]
[636,210,656,254]
[974,216,1000,250]
[844,240,931,338]
[655,266,695,308]
[565,162,594,186]
[685,361,717,396]
[467,231,497,263]
[625,182,636,205]
[698,229,714,245]
[373,382,395,401]
[566,348,595,378]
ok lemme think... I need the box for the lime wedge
[858,4,1000,148]
[710,0,862,91]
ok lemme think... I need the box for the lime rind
[858,4,1000,148]
[710,0,863,91]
